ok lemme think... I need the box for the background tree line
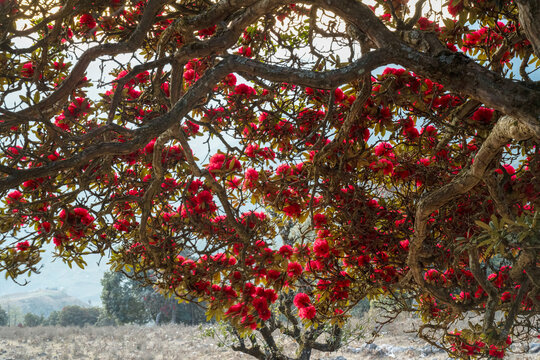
[0,270,206,327]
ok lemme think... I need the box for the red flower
[357,255,370,267]
[471,107,494,124]
[306,260,324,272]
[225,303,244,317]
[196,190,213,204]
[135,71,149,83]
[245,144,259,157]
[238,46,252,57]
[244,168,259,181]
[334,88,347,103]
[161,82,170,97]
[313,238,330,257]
[79,13,97,29]
[298,305,316,319]
[197,25,216,38]
[422,125,438,136]
[183,69,195,81]
[448,0,464,17]
[16,241,30,251]
[7,190,22,203]
[287,261,303,277]
[278,245,293,258]
[283,203,301,218]
[223,73,237,86]
[374,142,393,157]
[114,219,131,232]
[53,234,67,247]
[73,207,89,217]
[399,239,409,251]
[500,291,512,302]
[403,126,420,140]
[226,177,241,189]
[48,152,59,161]
[241,314,257,330]
[418,158,431,167]
[253,297,271,320]
[207,153,226,171]
[502,164,515,175]
[22,179,41,189]
[234,83,256,96]
[313,213,326,227]
[417,17,439,31]
[293,292,311,308]
[21,62,35,78]
[424,269,446,284]
[67,97,90,117]
[267,269,281,280]
[276,164,292,177]
[40,222,52,233]
[371,158,394,175]
[489,345,505,358]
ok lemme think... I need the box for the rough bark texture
[517,0,540,58]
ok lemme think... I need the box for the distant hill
[0,289,89,317]
[0,246,107,306]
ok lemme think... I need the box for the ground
[0,314,538,359]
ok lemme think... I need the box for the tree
[44,310,60,326]
[0,0,539,358]
[101,270,149,324]
[0,306,7,326]
[57,305,100,327]
[23,312,44,327]
[101,269,207,325]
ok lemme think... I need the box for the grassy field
[0,317,538,359]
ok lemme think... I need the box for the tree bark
[516,0,540,58]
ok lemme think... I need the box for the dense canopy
[0,0,539,358]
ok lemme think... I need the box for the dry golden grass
[0,316,537,360]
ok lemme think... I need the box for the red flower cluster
[223,284,278,327]
[59,207,95,239]
[287,261,303,277]
[55,97,91,130]
[233,83,256,97]
[238,46,252,58]
[447,0,464,17]
[6,190,23,204]
[312,238,330,258]
[16,241,30,251]
[293,293,316,320]
[471,107,494,124]
[424,269,447,285]
[448,332,510,359]
[197,25,216,38]
[207,153,242,174]
[21,62,35,78]
[223,73,237,87]
[79,13,97,30]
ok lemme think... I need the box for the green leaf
[475,220,491,231]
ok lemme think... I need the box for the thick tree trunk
[517,0,540,58]
[298,348,311,360]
